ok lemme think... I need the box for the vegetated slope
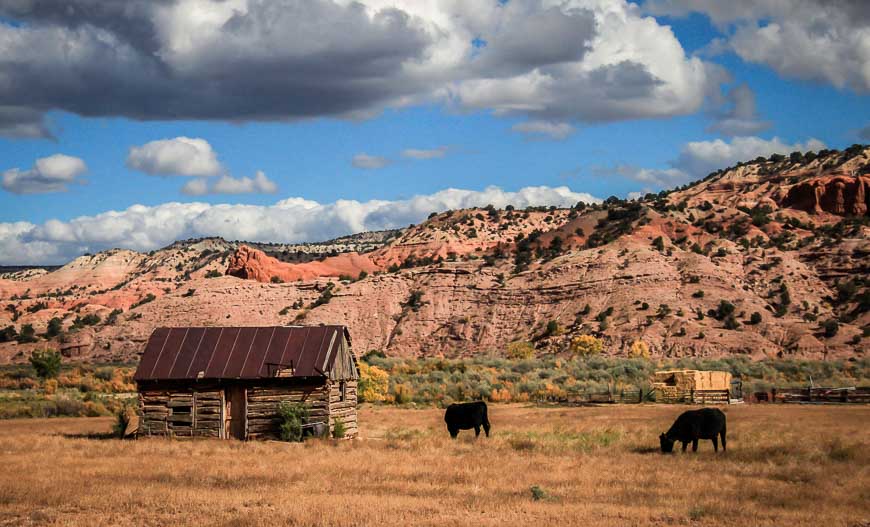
[0,146,867,363]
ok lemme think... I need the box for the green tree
[30,349,62,379]
[542,320,561,338]
[16,324,38,343]
[822,319,839,338]
[45,317,63,338]
[0,325,17,343]
[277,402,309,442]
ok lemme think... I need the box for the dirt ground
[0,404,867,526]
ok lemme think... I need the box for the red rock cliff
[226,245,378,283]
[782,173,869,216]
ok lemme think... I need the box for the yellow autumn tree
[506,340,535,359]
[629,340,650,358]
[357,362,389,403]
[570,334,603,356]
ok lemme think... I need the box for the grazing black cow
[660,408,727,453]
[444,401,491,439]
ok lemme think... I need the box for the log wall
[137,379,358,440]
[139,388,223,438]
[245,383,330,440]
[328,380,358,439]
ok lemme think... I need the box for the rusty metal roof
[134,325,350,382]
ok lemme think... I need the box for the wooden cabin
[134,325,358,440]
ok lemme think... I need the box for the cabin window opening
[340,381,347,402]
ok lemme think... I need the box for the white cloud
[707,83,770,137]
[2,154,87,194]
[605,135,826,188]
[401,147,449,159]
[646,0,870,92]
[183,171,278,195]
[0,185,601,264]
[626,189,653,201]
[600,165,690,187]
[352,153,391,169]
[450,0,718,123]
[0,0,723,136]
[672,136,826,178]
[511,120,575,140]
[180,178,209,196]
[126,137,222,177]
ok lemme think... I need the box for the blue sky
[0,0,867,263]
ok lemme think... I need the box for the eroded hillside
[1,146,867,363]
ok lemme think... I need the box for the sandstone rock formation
[226,245,377,282]
[783,172,869,216]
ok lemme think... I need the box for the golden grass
[0,404,868,526]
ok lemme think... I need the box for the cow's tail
[720,421,727,452]
[482,405,491,437]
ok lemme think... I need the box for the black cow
[660,408,727,453]
[444,401,491,439]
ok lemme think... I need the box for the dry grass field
[0,404,868,526]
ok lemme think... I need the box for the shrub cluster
[356,355,869,407]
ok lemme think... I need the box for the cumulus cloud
[451,0,718,123]
[604,135,826,188]
[707,84,770,136]
[0,0,721,137]
[0,185,601,264]
[596,165,690,187]
[511,120,575,140]
[2,154,87,194]
[401,147,449,160]
[126,137,222,177]
[182,171,278,195]
[672,136,826,178]
[0,106,54,139]
[646,0,870,92]
[352,153,391,169]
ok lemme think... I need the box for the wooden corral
[652,369,732,404]
[771,386,870,404]
[134,325,358,440]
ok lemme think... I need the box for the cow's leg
[712,436,718,452]
[483,420,491,438]
[692,439,699,452]
[681,441,688,452]
[474,425,481,437]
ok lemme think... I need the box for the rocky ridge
[1,146,867,363]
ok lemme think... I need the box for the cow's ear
[659,433,665,439]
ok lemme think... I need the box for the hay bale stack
[652,370,732,404]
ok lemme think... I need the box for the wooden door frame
[222,386,248,440]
